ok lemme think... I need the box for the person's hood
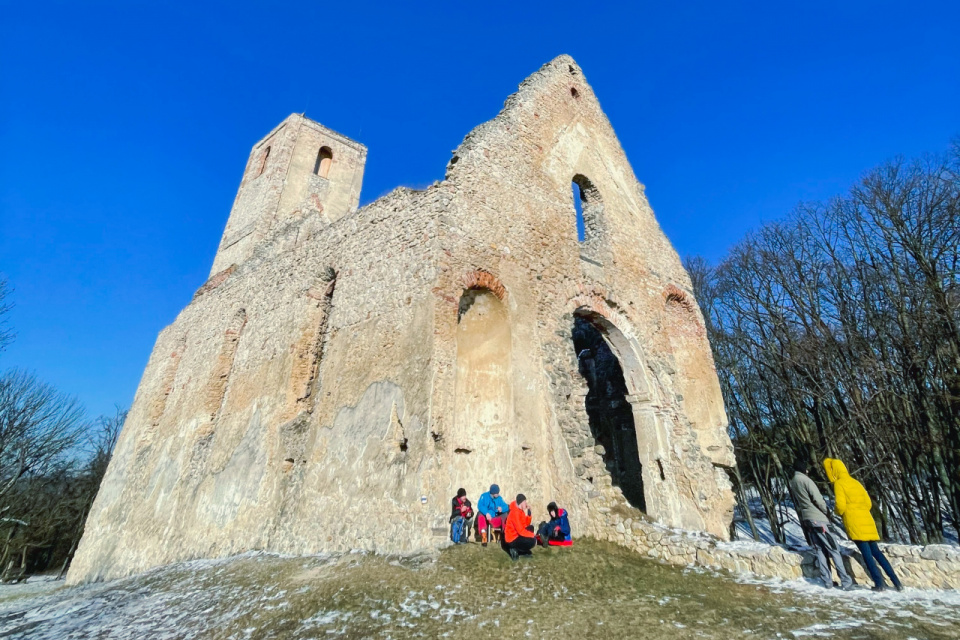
[823,458,849,483]
[558,508,567,518]
[509,501,519,510]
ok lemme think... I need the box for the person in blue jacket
[476,484,510,547]
[537,502,572,546]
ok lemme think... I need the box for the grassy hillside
[2,538,959,638]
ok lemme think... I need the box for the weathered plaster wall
[69,56,737,585]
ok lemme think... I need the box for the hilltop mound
[4,539,960,639]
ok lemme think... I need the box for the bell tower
[210,114,367,274]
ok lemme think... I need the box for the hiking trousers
[504,535,536,556]
[807,521,853,589]
[854,540,901,590]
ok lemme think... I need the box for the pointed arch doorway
[571,309,650,512]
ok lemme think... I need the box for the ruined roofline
[251,113,367,154]
[338,55,589,217]
[445,54,584,176]
[227,54,602,268]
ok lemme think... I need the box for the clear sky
[1,1,958,420]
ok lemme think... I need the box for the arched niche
[451,287,514,476]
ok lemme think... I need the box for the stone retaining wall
[591,505,960,590]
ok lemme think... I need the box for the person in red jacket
[503,494,537,560]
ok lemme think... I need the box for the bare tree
[0,278,12,355]
[692,143,960,545]
[0,369,87,500]
[55,406,126,578]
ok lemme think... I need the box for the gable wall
[68,56,735,585]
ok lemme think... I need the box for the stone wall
[69,56,739,584]
[589,505,960,590]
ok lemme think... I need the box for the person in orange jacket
[824,458,903,592]
[503,494,537,561]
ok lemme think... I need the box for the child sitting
[449,488,474,544]
[536,502,572,546]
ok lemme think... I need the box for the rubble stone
[69,56,742,584]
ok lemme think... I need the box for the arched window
[314,147,333,178]
[571,174,606,263]
[571,181,586,242]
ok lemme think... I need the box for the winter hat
[547,502,558,515]
[516,493,527,505]
[457,488,466,498]
[490,484,500,495]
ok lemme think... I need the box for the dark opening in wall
[573,315,646,512]
[570,87,580,99]
[571,181,586,242]
[571,174,606,264]
[314,147,333,178]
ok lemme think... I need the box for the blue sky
[1,1,958,420]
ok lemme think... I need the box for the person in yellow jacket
[823,458,903,591]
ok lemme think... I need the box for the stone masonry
[68,56,741,584]
[591,502,960,590]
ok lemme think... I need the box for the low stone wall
[589,505,960,590]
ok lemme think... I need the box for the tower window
[314,147,333,178]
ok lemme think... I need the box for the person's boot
[893,580,904,592]
[871,583,886,592]
[509,548,519,562]
[481,529,487,547]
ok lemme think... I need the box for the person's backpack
[450,516,467,544]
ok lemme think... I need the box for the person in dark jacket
[449,488,474,544]
[537,502,572,546]
[789,458,853,589]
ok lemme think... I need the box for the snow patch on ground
[734,570,960,637]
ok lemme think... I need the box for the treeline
[0,278,124,580]
[688,142,960,546]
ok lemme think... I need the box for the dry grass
[1,538,958,639]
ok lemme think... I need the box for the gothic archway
[572,309,647,511]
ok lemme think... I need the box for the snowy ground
[734,490,959,548]
[1,539,958,639]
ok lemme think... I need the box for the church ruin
[68,56,736,584]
